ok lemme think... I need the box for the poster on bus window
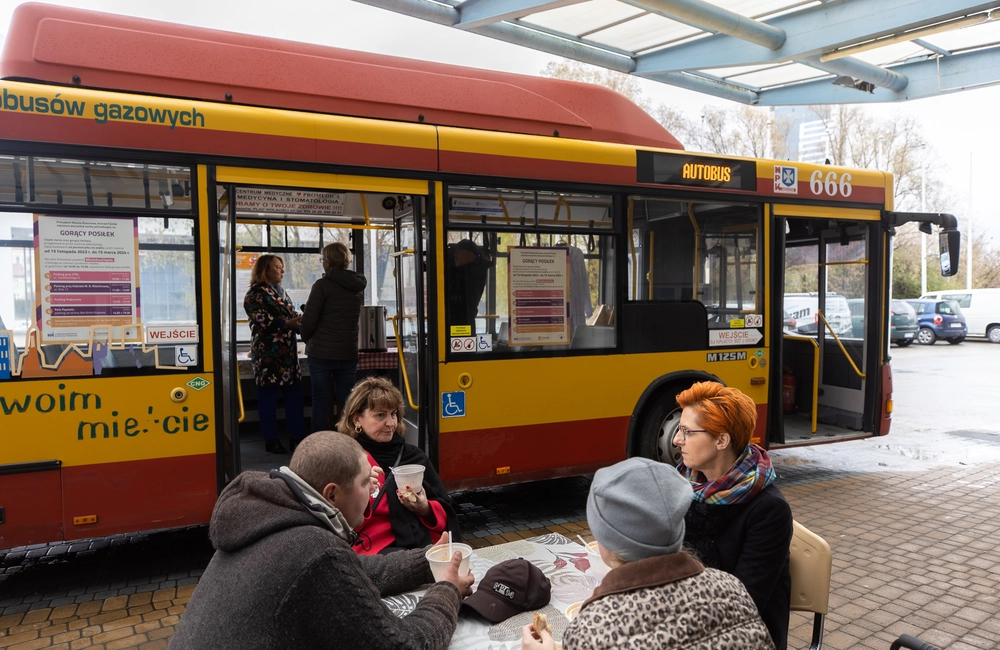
[34,215,141,343]
[236,251,257,293]
[508,246,570,346]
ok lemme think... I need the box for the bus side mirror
[939,229,961,277]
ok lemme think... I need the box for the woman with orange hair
[673,381,792,650]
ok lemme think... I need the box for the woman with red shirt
[337,376,461,554]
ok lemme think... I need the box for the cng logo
[186,377,211,391]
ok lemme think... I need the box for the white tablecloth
[383,533,603,650]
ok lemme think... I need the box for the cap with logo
[461,558,551,623]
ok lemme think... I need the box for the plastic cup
[565,601,582,621]
[392,464,425,494]
[426,542,472,581]
[586,541,610,579]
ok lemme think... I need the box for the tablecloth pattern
[383,534,602,650]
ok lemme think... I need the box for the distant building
[774,106,829,164]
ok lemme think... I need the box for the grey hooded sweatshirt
[167,471,461,650]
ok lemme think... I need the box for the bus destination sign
[637,151,757,191]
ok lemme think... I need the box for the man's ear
[321,483,338,506]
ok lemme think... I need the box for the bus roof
[1,2,683,151]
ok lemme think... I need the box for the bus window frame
[442,183,618,362]
[0,147,202,379]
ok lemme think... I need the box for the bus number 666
[810,170,853,198]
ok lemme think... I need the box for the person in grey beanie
[521,457,775,650]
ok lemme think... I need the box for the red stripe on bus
[440,150,635,186]
[61,454,216,541]
[0,468,64,548]
[438,416,629,491]
[0,112,438,171]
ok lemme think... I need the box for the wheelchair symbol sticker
[442,391,466,418]
[176,346,198,366]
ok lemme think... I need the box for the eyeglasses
[675,425,708,441]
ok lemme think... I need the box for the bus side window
[444,186,615,354]
[628,198,760,331]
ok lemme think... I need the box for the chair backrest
[789,520,832,615]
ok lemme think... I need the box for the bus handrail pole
[783,334,819,433]
[236,367,246,423]
[647,230,655,300]
[389,314,419,411]
[628,198,636,300]
[818,311,865,379]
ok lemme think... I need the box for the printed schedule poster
[508,246,570,346]
[34,215,141,343]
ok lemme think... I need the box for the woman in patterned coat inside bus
[244,253,306,454]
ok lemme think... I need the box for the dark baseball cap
[462,558,551,623]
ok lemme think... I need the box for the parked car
[905,299,967,345]
[889,299,918,346]
[919,288,1000,343]
[784,292,853,336]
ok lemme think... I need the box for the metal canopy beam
[624,0,786,50]
[757,46,1000,105]
[638,70,761,103]
[797,54,909,92]
[455,0,587,30]
[634,0,998,73]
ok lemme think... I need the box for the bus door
[392,195,428,449]
[212,167,427,475]
[777,207,877,443]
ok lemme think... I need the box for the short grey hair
[323,242,351,271]
[289,431,365,493]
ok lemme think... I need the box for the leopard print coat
[563,552,775,650]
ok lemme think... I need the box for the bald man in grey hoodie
[168,432,472,650]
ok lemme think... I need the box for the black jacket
[683,484,793,650]
[300,269,367,360]
[166,471,460,650]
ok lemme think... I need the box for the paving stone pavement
[3,442,1000,649]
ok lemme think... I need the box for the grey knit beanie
[586,457,693,562]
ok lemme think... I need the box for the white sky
[1,0,997,241]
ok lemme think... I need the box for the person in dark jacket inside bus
[301,242,367,439]
[444,238,493,335]
[673,381,793,650]
[166,431,473,650]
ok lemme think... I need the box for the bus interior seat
[789,520,833,650]
[571,325,615,349]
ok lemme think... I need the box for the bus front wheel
[636,391,684,466]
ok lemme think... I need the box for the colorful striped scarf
[678,443,776,505]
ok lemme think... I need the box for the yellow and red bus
[0,4,959,549]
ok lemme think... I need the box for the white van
[783,292,854,337]
[919,289,1000,343]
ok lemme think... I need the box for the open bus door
[216,182,241,485]
[212,167,428,478]
[774,207,881,445]
[391,194,429,453]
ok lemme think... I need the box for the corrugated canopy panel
[355,0,1000,105]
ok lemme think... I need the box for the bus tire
[635,392,684,466]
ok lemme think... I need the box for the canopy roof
[354,0,1000,104]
